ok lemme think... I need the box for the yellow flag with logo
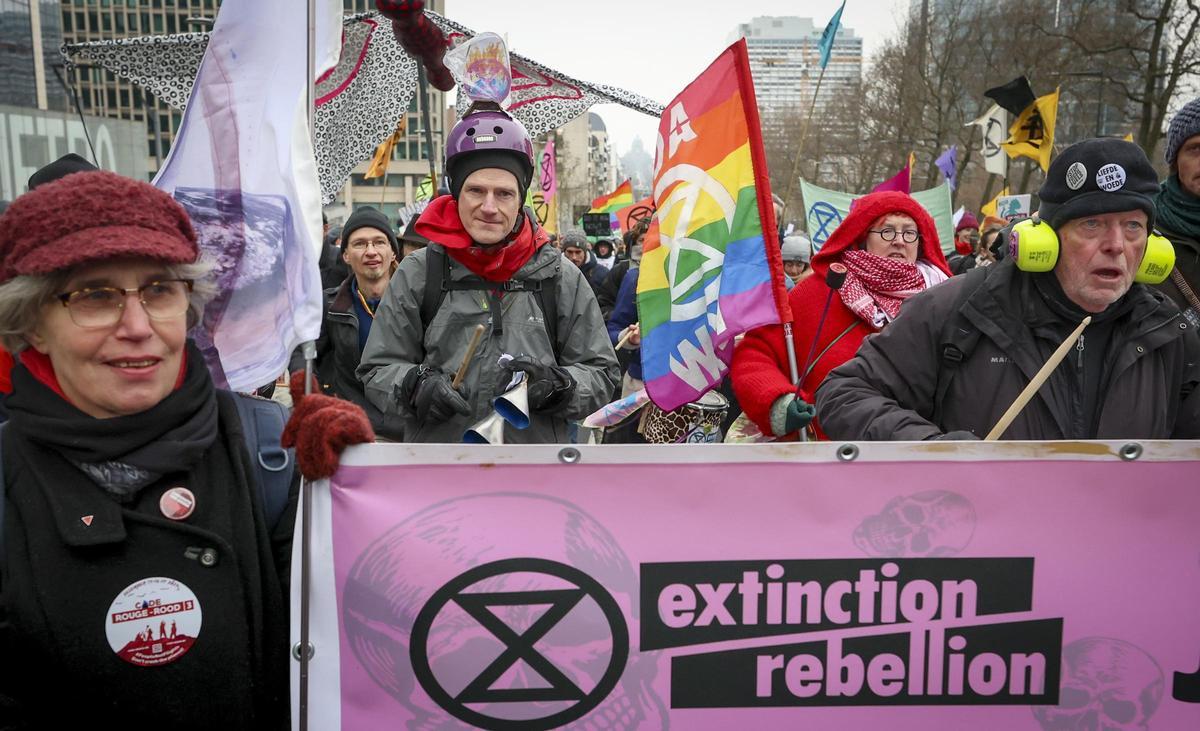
[364,118,407,179]
[981,187,1010,219]
[1002,88,1059,172]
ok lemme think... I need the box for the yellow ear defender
[1008,217,1176,284]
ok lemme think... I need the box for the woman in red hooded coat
[732,191,952,439]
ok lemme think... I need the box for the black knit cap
[1037,138,1159,231]
[340,206,398,254]
[447,149,530,202]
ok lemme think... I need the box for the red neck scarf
[414,195,547,282]
[18,348,188,406]
[838,250,927,329]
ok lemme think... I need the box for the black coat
[292,276,405,440]
[816,260,1200,440]
[0,391,296,730]
[1154,222,1200,319]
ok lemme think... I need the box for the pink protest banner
[293,442,1200,730]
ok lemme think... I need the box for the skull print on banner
[342,492,669,730]
[1032,637,1165,731]
[853,490,977,558]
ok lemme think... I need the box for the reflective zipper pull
[1076,334,1085,368]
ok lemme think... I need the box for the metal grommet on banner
[1119,442,1143,461]
[558,447,582,465]
[836,444,859,462]
[292,641,314,661]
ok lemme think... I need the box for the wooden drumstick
[452,324,486,389]
[984,316,1091,441]
[615,326,638,351]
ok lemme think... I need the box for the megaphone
[494,378,530,429]
[463,411,506,444]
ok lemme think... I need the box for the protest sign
[997,194,1032,222]
[293,441,1200,730]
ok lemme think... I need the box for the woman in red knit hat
[0,169,370,729]
[731,191,952,440]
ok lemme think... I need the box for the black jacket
[292,276,404,440]
[1154,221,1200,319]
[0,391,295,730]
[816,260,1200,440]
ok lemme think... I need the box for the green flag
[800,178,955,256]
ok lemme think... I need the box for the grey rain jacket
[357,242,619,443]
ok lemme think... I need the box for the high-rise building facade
[0,1,143,200]
[55,0,447,223]
[732,16,863,123]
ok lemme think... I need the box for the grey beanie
[780,235,812,263]
[1166,97,1200,167]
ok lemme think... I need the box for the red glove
[282,371,375,480]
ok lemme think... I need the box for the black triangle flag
[984,76,1037,117]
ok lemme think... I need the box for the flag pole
[781,62,829,209]
[298,1,317,729]
[417,66,438,193]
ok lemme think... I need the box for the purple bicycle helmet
[445,105,535,199]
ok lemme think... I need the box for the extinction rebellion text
[639,558,1061,708]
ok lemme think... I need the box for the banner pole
[298,3,317,728]
[297,340,317,731]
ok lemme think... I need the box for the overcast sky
[445,0,912,157]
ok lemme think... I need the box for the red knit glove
[282,371,375,480]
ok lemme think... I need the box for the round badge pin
[1095,163,1127,192]
[1065,162,1087,190]
[159,487,196,521]
[105,577,203,667]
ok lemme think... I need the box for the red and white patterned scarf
[839,249,941,329]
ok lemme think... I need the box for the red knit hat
[0,170,198,283]
[812,191,951,278]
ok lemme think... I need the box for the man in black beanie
[292,206,404,439]
[816,137,1200,441]
[1155,97,1200,325]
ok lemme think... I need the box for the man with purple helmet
[357,103,618,443]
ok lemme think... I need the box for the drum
[640,391,730,444]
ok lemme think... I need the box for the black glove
[398,367,471,424]
[928,430,979,441]
[502,356,576,412]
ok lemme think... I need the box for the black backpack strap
[932,280,985,423]
[230,393,294,532]
[0,422,6,567]
[538,261,561,360]
[420,245,448,329]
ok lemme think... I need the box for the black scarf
[5,341,219,501]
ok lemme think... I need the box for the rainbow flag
[636,39,790,411]
[589,179,634,214]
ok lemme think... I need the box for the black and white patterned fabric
[61,11,663,204]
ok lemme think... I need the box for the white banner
[154,0,340,391]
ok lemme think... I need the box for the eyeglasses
[348,240,392,252]
[56,279,194,329]
[869,228,921,244]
